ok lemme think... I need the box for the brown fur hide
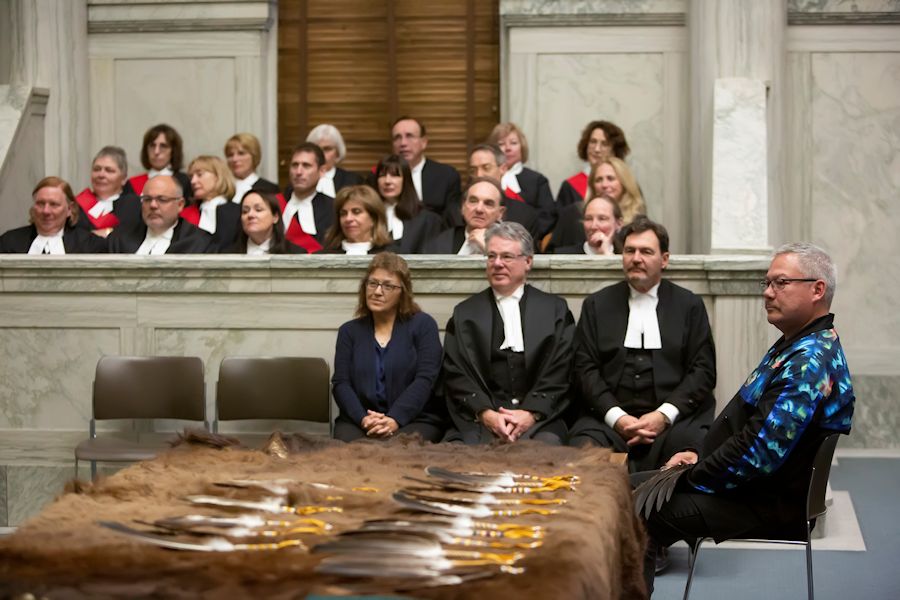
[0,433,647,599]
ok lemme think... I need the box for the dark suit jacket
[422,226,466,254]
[332,312,444,427]
[333,167,364,193]
[388,209,444,254]
[421,158,462,227]
[211,202,242,252]
[502,200,540,242]
[574,279,716,419]
[442,285,575,439]
[546,203,583,252]
[0,224,108,253]
[513,167,557,240]
[282,188,334,246]
[107,218,214,254]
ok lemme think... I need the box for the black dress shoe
[655,545,671,574]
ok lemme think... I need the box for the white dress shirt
[457,228,482,256]
[316,167,337,198]
[501,161,523,195]
[28,229,66,255]
[283,191,317,235]
[135,224,176,255]
[494,284,525,353]
[410,158,425,201]
[232,173,260,204]
[198,196,228,234]
[87,193,120,219]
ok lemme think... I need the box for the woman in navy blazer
[331,252,445,442]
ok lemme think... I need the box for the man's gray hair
[306,124,347,163]
[94,146,128,177]
[485,221,534,258]
[774,242,837,306]
[470,143,505,168]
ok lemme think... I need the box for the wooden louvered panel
[277,0,499,185]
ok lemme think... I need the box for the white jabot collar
[582,162,592,176]
[494,284,526,352]
[199,195,228,233]
[410,157,425,201]
[284,190,317,235]
[317,167,337,198]
[88,192,121,218]
[136,223,176,255]
[246,236,272,255]
[148,166,173,179]
[501,161,523,194]
[232,172,260,204]
[28,229,66,255]
[341,240,372,255]
[385,202,404,240]
[624,282,662,349]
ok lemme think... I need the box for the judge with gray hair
[442,222,575,444]
[306,123,363,197]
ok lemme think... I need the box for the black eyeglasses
[759,278,818,292]
[140,195,182,205]
[366,279,401,293]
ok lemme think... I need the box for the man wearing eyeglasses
[108,175,212,254]
[442,221,575,444]
[568,216,716,473]
[639,242,855,595]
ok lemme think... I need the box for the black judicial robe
[421,159,462,227]
[505,167,557,240]
[571,279,716,457]
[333,167,364,193]
[107,218,214,254]
[0,224,108,253]
[500,198,540,243]
[279,189,334,253]
[556,172,588,208]
[422,226,466,254]
[250,177,281,195]
[74,188,143,233]
[179,201,242,252]
[545,203,584,252]
[442,285,575,441]
[388,209,444,254]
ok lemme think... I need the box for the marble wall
[0,86,47,232]
[504,24,689,251]
[0,255,769,434]
[86,0,278,191]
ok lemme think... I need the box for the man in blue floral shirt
[642,242,855,594]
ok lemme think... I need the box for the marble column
[689,0,787,253]
[4,0,91,187]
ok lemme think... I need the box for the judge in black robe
[569,278,716,470]
[108,218,213,254]
[0,224,108,254]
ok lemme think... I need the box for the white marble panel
[0,328,120,429]
[534,52,665,216]
[809,51,900,360]
[113,57,236,176]
[788,0,900,12]
[710,78,769,252]
[501,0,686,15]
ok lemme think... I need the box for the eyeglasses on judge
[759,278,818,292]
[487,253,526,264]
[366,279,402,293]
[140,195,182,205]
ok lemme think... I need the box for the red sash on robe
[567,172,588,199]
[277,193,323,253]
[129,173,150,196]
[503,187,525,202]
[75,189,120,230]
[180,205,201,226]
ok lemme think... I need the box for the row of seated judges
[0,118,646,255]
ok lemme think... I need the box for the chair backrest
[92,356,206,421]
[806,433,842,521]
[215,356,331,424]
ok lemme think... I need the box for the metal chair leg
[90,460,97,480]
[805,520,815,600]
[683,538,704,600]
